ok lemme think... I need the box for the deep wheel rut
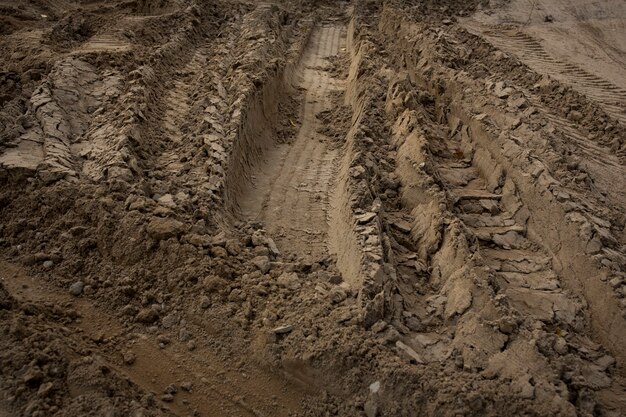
[239,24,346,259]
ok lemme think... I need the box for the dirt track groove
[467,25,626,123]
[240,24,345,258]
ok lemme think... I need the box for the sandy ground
[0,0,625,416]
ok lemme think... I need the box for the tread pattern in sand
[466,24,626,124]
[437,138,581,325]
[240,25,344,258]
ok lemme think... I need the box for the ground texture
[0,0,625,416]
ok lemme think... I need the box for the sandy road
[1,261,310,417]
[464,0,626,124]
[239,24,346,259]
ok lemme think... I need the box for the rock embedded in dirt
[123,352,136,365]
[266,237,281,256]
[328,287,347,304]
[210,245,228,258]
[146,218,185,241]
[272,324,293,334]
[225,239,242,256]
[252,256,271,274]
[157,194,177,208]
[69,281,84,296]
[395,340,424,364]
[136,308,159,324]
[200,296,211,309]
[185,233,211,247]
[356,212,377,224]
[277,272,300,290]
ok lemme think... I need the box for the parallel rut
[240,24,345,258]
[154,47,208,175]
[435,141,579,324]
[466,25,626,124]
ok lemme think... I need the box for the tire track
[155,48,207,175]
[1,261,308,417]
[239,24,345,259]
[465,24,626,124]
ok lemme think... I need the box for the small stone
[498,318,517,334]
[357,212,377,224]
[43,260,54,269]
[203,276,227,293]
[179,328,192,342]
[406,316,424,332]
[395,340,424,364]
[252,256,271,274]
[157,194,177,208]
[69,281,84,297]
[164,384,178,394]
[200,296,211,309]
[123,352,136,365]
[568,110,583,122]
[146,218,185,241]
[585,238,602,254]
[336,307,353,323]
[609,277,623,289]
[23,367,43,386]
[225,239,242,256]
[136,308,159,323]
[328,287,347,304]
[253,246,270,256]
[554,337,568,355]
[371,320,388,334]
[161,314,179,329]
[250,231,266,247]
[37,382,54,397]
[391,220,411,233]
[181,381,192,392]
[157,334,170,345]
[185,234,211,247]
[210,246,228,258]
[211,231,227,246]
[382,327,401,343]
[277,272,300,290]
[272,325,293,334]
[161,394,174,402]
[266,237,280,256]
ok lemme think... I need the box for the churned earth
[0,0,625,416]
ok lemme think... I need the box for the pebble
[266,238,281,256]
[357,212,377,224]
[328,287,347,304]
[43,260,54,269]
[157,334,170,345]
[277,272,300,290]
[252,256,271,274]
[272,325,293,334]
[136,308,159,323]
[200,296,211,309]
[69,281,84,297]
[123,352,136,365]
[395,340,424,364]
